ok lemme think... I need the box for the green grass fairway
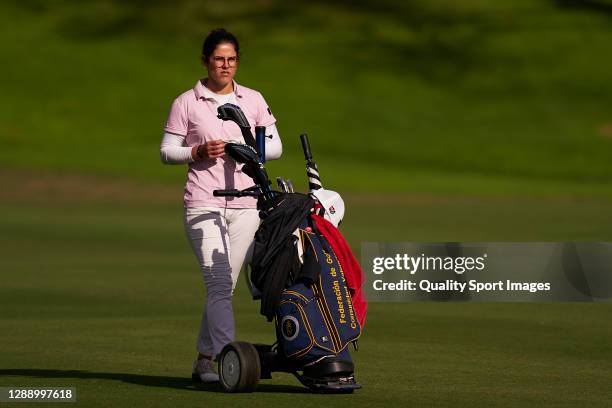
[1,1,612,406]
[1,173,611,407]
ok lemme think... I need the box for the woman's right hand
[192,140,226,160]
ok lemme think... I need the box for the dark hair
[202,28,240,60]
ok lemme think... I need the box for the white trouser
[183,207,260,357]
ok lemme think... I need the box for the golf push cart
[211,104,367,393]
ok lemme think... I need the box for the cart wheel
[218,341,261,392]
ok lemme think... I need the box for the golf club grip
[300,133,312,161]
[213,189,240,197]
[300,133,322,190]
[255,126,266,163]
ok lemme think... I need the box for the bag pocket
[277,284,336,361]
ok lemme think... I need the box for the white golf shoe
[192,358,219,383]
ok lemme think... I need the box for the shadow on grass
[0,369,310,394]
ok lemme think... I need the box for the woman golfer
[160,28,282,382]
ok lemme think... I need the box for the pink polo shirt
[164,80,276,208]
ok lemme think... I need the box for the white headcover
[311,188,345,227]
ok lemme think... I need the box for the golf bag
[275,226,361,366]
[250,193,362,376]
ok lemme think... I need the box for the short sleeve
[164,97,188,136]
[256,92,276,127]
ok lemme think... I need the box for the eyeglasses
[211,56,238,67]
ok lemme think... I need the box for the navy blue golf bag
[250,193,360,383]
[276,225,361,367]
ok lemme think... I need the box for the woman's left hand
[193,140,226,160]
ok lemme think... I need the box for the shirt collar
[194,79,243,101]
